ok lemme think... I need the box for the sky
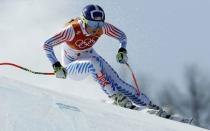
[0,0,210,94]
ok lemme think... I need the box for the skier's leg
[63,48,154,108]
[83,50,152,107]
[64,55,115,96]
[61,48,116,97]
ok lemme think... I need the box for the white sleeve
[102,22,127,49]
[43,26,75,64]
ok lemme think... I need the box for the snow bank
[0,77,207,131]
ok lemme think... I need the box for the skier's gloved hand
[52,61,67,79]
[116,48,128,64]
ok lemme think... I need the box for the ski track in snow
[0,76,208,131]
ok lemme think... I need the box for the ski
[146,108,193,124]
[103,99,193,124]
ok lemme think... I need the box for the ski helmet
[82,4,105,22]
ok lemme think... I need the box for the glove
[116,48,128,64]
[52,61,67,79]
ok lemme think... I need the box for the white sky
[0,0,210,92]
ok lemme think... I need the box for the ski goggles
[83,18,104,29]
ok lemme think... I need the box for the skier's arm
[102,22,127,49]
[43,26,75,64]
[102,23,128,64]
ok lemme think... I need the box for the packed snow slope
[0,77,208,131]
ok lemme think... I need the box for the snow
[0,76,208,131]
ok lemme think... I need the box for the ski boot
[147,102,193,124]
[109,93,139,110]
[147,102,171,118]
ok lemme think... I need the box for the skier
[43,4,161,111]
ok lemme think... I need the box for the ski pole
[125,62,141,96]
[0,62,54,75]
